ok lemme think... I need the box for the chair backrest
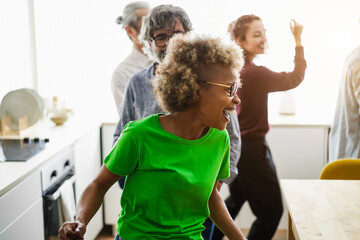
[320,158,360,180]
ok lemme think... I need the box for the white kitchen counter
[268,94,333,128]
[103,112,332,129]
[269,112,332,128]
[0,115,102,196]
[1,104,332,194]
[101,93,334,129]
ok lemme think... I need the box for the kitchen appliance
[0,138,49,162]
[41,147,75,240]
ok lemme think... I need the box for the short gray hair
[140,5,192,42]
[116,1,150,31]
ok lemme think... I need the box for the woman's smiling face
[197,63,241,131]
[237,20,267,57]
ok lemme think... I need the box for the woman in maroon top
[213,15,306,240]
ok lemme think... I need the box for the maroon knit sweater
[237,46,307,138]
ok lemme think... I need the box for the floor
[95,225,114,240]
[95,225,287,240]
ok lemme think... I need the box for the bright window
[1,0,359,123]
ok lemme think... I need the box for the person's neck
[244,52,255,62]
[133,42,145,55]
[159,108,209,140]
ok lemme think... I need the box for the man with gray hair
[111,1,153,114]
[113,4,241,240]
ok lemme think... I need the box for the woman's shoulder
[241,62,271,79]
[123,114,159,133]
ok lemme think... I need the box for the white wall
[0,0,34,100]
[1,0,360,122]
[33,0,127,119]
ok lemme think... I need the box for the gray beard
[154,49,166,63]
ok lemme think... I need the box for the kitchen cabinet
[74,128,103,240]
[101,124,121,234]
[0,118,105,239]
[220,125,330,230]
[0,170,44,240]
[267,126,329,179]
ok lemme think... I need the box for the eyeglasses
[203,80,239,97]
[151,31,185,47]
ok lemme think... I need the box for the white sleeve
[111,67,129,115]
[351,61,360,114]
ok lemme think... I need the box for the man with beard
[112,4,242,239]
[112,5,191,144]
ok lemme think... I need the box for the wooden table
[280,179,360,240]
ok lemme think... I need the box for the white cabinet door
[0,171,44,240]
[267,126,329,179]
[74,128,103,240]
[101,124,122,229]
[0,198,44,240]
[220,126,329,230]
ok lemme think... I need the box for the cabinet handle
[50,170,57,180]
[64,160,70,169]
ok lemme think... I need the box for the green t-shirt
[104,114,230,239]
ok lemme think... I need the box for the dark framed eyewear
[151,31,185,47]
[204,81,239,97]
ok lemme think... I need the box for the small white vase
[279,91,296,115]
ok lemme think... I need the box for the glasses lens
[153,35,168,47]
[153,31,185,47]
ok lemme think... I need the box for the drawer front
[0,170,42,232]
[41,147,74,192]
[0,198,44,240]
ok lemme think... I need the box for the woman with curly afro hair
[59,33,247,240]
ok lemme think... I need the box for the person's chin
[158,51,166,61]
[214,121,228,131]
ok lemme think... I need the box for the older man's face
[131,8,149,45]
[150,18,185,63]
[135,8,150,32]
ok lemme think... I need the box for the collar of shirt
[131,47,154,70]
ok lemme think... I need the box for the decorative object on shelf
[48,96,71,126]
[0,88,44,131]
[279,91,296,115]
[50,115,68,126]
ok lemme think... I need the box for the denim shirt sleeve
[220,111,241,184]
[113,65,156,146]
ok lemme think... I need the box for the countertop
[268,111,332,127]
[0,115,102,196]
[103,111,333,128]
[0,103,332,197]
[267,94,333,128]
[100,92,334,128]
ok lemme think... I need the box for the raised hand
[290,19,303,46]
